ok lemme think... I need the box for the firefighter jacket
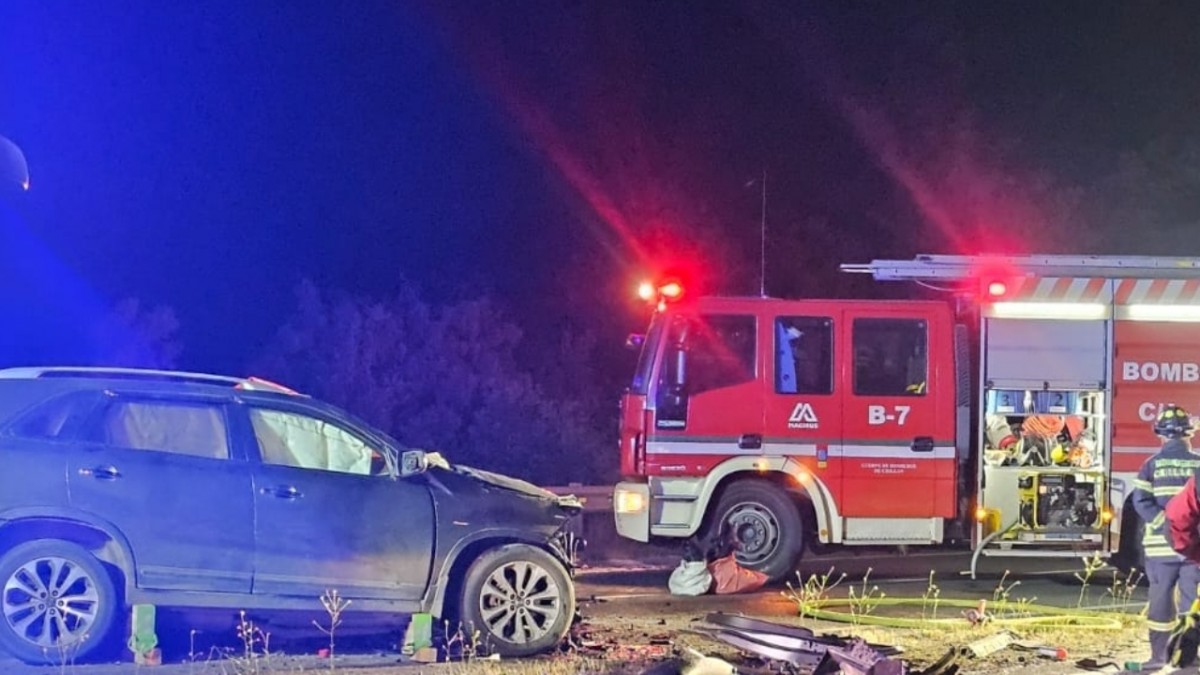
[1133,439,1200,559]
[1167,474,1200,564]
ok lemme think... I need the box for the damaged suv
[0,367,579,663]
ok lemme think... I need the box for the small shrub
[784,566,846,619]
[1074,552,1106,607]
[847,568,885,624]
[313,588,351,670]
[921,571,942,621]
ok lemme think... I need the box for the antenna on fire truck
[758,168,767,298]
[745,168,768,297]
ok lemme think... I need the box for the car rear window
[7,391,98,441]
[95,400,230,460]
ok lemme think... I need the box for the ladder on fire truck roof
[841,254,1200,281]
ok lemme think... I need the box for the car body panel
[250,463,435,600]
[68,394,255,593]
[0,370,577,634]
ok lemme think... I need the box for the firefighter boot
[1141,630,1171,671]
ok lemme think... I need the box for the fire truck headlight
[614,489,647,514]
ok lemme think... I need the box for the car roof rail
[0,367,303,396]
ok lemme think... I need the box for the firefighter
[1133,404,1200,670]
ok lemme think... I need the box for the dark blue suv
[0,367,579,663]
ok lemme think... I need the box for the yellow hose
[799,597,1129,630]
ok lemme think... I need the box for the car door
[838,309,945,517]
[68,392,254,593]
[242,403,435,601]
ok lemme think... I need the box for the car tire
[0,539,119,664]
[459,543,575,658]
[708,479,805,582]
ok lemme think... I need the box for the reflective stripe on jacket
[1133,439,1200,559]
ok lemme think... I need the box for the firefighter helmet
[1153,404,1195,439]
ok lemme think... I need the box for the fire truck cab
[614,254,1200,580]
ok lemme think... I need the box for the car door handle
[911,436,935,452]
[738,433,763,450]
[260,485,302,500]
[78,465,121,480]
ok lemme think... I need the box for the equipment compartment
[977,389,1109,546]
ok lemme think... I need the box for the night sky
[2,2,1199,372]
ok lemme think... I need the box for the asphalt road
[586,546,1148,610]
[0,548,1150,673]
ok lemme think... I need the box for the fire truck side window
[775,317,833,394]
[853,318,927,396]
[661,314,756,397]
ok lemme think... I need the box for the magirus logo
[788,402,819,429]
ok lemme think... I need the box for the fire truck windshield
[629,315,664,394]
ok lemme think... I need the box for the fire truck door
[766,311,840,486]
[647,312,764,475]
[839,310,945,517]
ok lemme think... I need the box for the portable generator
[1016,470,1104,534]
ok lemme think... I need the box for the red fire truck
[613,254,1200,579]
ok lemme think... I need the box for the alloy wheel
[478,560,562,644]
[2,556,100,649]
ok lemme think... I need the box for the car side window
[249,408,386,476]
[91,399,230,459]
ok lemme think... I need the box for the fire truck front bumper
[613,481,651,542]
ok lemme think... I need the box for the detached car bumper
[613,481,651,542]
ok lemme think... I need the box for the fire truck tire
[708,480,805,582]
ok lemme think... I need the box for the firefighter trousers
[1146,556,1200,659]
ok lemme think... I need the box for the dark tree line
[91,282,618,486]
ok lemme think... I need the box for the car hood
[452,464,583,511]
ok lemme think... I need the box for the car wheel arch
[0,509,135,597]
[426,530,562,620]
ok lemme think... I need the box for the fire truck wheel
[710,480,805,582]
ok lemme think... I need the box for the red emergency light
[637,278,687,307]
[659,280,684,300]
[986,280,1008,298]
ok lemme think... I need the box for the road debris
[695,613,905,673]
[670,559,713,596]
[1010,638,1068,661]
[962,599,990,626]
[965,632,1012,658]
[681,647,737,675]
[709,554,769,595]
[821,637,907,675]
[1073,657,1121,671]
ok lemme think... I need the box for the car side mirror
[400,450,428,477]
